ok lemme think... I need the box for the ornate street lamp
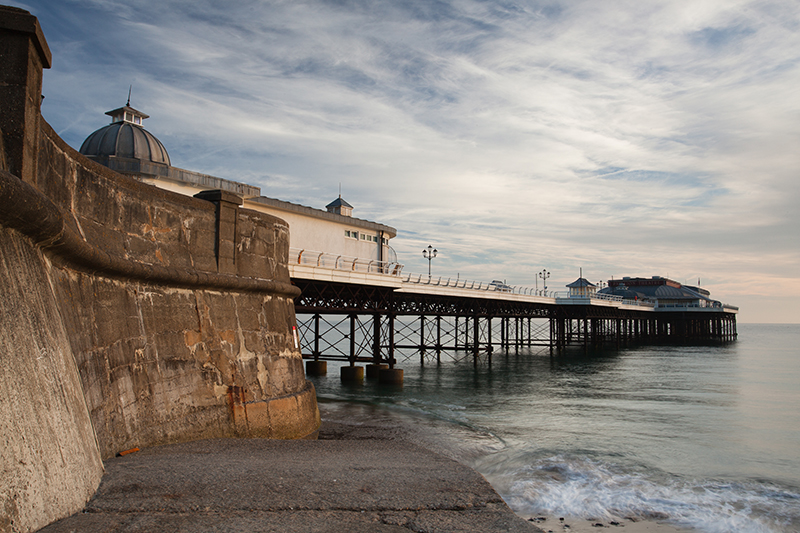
[423,245,438,278]
[538,269,550,294]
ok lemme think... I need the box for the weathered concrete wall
[0,221,104,533]
[0,7,319,533]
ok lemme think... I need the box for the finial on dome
[127,85,131,107]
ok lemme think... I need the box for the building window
[345,230,358,239]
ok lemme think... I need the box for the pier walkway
[288,249,738,381]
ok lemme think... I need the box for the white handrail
[289,248,404,277]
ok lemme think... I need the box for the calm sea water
[308,323,800,533]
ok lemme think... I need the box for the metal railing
[401,273,558,297]
[287,253,702,311]
[289,248,404,276]
[552,291,655,308]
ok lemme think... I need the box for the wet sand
[523,516,696,532]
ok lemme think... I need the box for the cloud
[23,0,800,322]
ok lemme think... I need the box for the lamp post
[538,269,550,295]
[423,245,438,278]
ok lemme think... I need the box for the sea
[307,323,800,533]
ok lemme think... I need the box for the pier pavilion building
[597,276,723,309]
[79,104,398,268]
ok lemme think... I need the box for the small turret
[326,195,353,217]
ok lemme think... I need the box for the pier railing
[290,248,405,276]
[288,253,724,313]
[402,273,558,297]
[552,291,656,308]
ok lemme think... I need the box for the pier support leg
[473,315,479,367]
[436,315,442,364]
[388,314,396,368]
[487,316,493,353]
[306,313,326,375]
[379,367,404,385]
[419,315,426,366]
[366,363,388,379]
[342,313,363,382]
[372,313,381,365]
[306,360,327,376]
[341,365,364,382]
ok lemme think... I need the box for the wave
[477,452,800,533]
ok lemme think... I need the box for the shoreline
[521,516,696,533]
[318,400,697,533]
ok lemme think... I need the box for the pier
[289,249,738,383]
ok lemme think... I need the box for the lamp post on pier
[423,245,438,278]
[539,269,550,295]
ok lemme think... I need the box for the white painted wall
[140,177,392,261]
[246,202,388,261]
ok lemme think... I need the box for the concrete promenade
[38,423,542,533]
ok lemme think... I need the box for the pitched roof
[566,277,596,288]
[326,196,353,209]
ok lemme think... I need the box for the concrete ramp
[38,438,542,533]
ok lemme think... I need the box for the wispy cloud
[23,0,800,321]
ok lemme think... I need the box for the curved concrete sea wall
[0,7,319,532]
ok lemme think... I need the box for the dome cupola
[79,101,170,165]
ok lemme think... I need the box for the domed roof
[79,104,170,165]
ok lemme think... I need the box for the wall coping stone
[0,168,300,297]
[0,5,52,68]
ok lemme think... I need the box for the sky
[15,0,800,323]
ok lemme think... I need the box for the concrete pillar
[193,189,242,274]
[379,368,403,385]
[306,360,327,376]
[366,363,388,378]
[340,365,364,382]
[0,6,52,184]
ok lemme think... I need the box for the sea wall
[0,7,319,533]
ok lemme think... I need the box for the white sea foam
[494,454,800,533]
